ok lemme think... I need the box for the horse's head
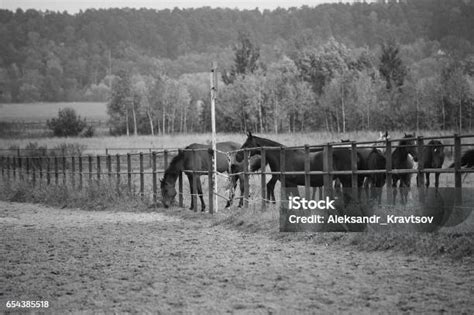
[160,175,177,208]
[428,140,445,167]
[236,131,259,162]
[378,131,390,141]
[401,133,418,162]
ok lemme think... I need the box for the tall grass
[0,129,461,153]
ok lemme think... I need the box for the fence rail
[1,134,474,213]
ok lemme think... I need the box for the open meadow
[0,130,463,152]
[0,102,108,121]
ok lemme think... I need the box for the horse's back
[216,141,240,152]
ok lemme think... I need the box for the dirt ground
[1,201,472,313]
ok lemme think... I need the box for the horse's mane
[164,152,184,177]
[252,135,286,147]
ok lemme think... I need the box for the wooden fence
[1,134,474,213]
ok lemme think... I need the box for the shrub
[80,125,95,137]
[47,108,87,137]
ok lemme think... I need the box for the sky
[1,0,344,13]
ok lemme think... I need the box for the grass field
[0,130,462,152]
[0,102,108,121]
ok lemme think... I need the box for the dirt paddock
[1,201,472,313]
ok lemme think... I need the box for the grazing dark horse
[392,134,418,203]
[160,142,243,211]
[448,148,474,182]
[417,140,445,188]
[235,133,365,198]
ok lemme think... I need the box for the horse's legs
[401,176,411,204]
[225,174,239,208]
[196,177,206,212]
[225,174,236,208]
[267,175,278,203]
[238,174,244,207]
[434,172,440,188]
[392,177,398,205]
[187,174,195,210]
[425,172,430,188]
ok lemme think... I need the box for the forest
[0,0,473,134]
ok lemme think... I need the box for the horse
[235,132,365,197]
[448,148,474,182]
[417,140,445,188]
[391,133,418,203]
[160,142,243,211]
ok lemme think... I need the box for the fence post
[78,155,83,189]
[18,156,22,180]
[31,158,36,186]
[46,157,51,185]
[192,149,198,212]
[453,134,463,206]
[149,148,152,169]
[12,156,16,180]
[116,154,121,195]
[7,156,11,180]
[127,153,132,194]
[385,140,392,202]
[54,156,58,185]
[62,156,66,186]
[38,156,43,183]
[139,152,144,199]
[416,136,425,204]
[417,137,425,188]
[208,148,214,214]
[280,147,286,205]
[164,150,169,169]
[243,149,250,208]
[261,148,266,210]
[351,142,358,199]
[454,134,462,188]
[323,144,332,197]
[178,150,183,207]
[152,152,157,205]
[71,156,75,189]
[26,157,30,182]
[107,154,112,183]
[96,155,101,181]
[304,145,310,200]
[88,155,92,186]
[1,156,4,179]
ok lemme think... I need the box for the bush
[80,125,95,137]
[47,108,87,137]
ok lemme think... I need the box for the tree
[108,70,133,136]
[222,31,260,84]
[379,41,407,90]
[47,108,87,137]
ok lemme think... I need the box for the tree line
[108,32,473,135]
[0,1,473,133]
